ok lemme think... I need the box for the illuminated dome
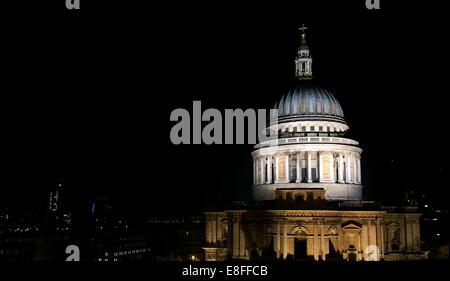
[274,83,346,124]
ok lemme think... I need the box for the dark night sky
[1,1,449,215]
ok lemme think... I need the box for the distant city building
[46,178,67,232]
[204,26,423,261]
[48,178,63,212]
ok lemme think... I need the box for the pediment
[386,221,400,228]
[341,220,362,230]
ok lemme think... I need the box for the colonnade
[253,151,361,185]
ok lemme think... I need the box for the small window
[310,126,314,131]
[302,126,306,132]
[327,127,330,132]
[295,194,305,202]
[319,126,323,131]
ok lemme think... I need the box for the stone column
[217,219,222,243]
[260,158,265,185]
[285,153,290,183]
[352,154,357,184]
[361,224,368,260]
[357,156,362,184]
[239,225,246,257]
[275,154,279,183]
[368,220,376,253]
[307,151,312,183]
[206,216,211,243]
[337,226,343,253]
[318,151,323,183]
[212,215,217,243]
[256,158,261,184]
[349,154,354,183]
[253,159,256,185]
[254,159,258,185]
[380,223,385,258]
[320,224,325,260]
[413,219,421,252]
[406,217,413,252]
[313,224,318,260]
[267,156,272,184]
[357,231,362,261]
[296,152,301,182]
[283,224,288,259]
[376,218,382,260]
[345,154,351,183]
[338,153,344,183]
[277,221,281,258]
[347,154,351,184]
[329,152,335,182]
[233,217,239,258]
[399,222,406,252]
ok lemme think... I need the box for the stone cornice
[252,142,362,157]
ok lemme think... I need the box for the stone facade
[204,203,423,261]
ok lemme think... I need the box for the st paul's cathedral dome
[274,83,346,124]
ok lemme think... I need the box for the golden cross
[299,24,308,33]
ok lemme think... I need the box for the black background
[2,1,449,217]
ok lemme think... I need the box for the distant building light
[424,205,428,208]
[433,218,438,221]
